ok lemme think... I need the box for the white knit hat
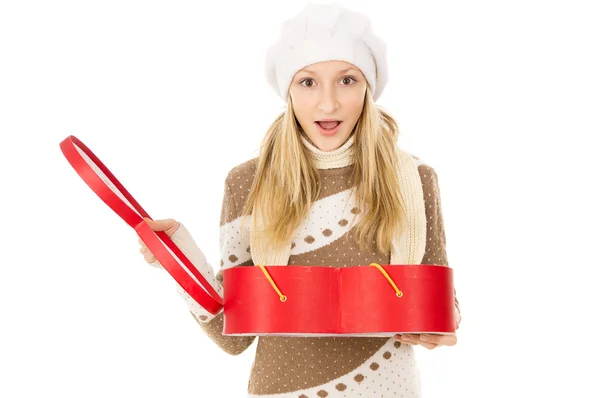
[265,2,389,103]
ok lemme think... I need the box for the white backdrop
[1,0,599,397]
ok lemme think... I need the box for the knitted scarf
[249,133,427,267]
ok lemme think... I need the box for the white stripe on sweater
[219,188,363,266]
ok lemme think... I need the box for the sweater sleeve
[420,165,462,329]
[158,177,256,356]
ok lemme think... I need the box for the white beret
[265,2,389,103]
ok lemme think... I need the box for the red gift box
[222,263,456,336]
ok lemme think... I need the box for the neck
[300,133,356,170]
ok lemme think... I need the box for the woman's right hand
[138,217,180,265]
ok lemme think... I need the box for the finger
[418,341,439,350]
[430,333,457,346]
[164,220,180,237]
[420,333,457,347]
[398,335,437,349]
[394,335,415,344]
[147,218,175,231]
[397,334,420,344]
[144,254,156,263]
[140,245,148,254]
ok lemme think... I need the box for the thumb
[143,217,179,234]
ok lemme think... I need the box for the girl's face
[289,60,367,152]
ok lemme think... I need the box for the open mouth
[316,121,342,130]
[315,120,343,136]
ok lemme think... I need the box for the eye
[299,76,358,87]
[300,78,315,87]
[341,76,357,85]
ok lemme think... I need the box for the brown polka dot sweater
[168,153,461,397]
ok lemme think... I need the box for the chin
[314,132,352,152]
[308,128,346,151]
[314,139,345,152]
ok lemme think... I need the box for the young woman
[138,3,461,397]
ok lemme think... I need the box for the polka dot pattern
[418,165,461,322]
[176,157,455,397]
[247,338,421,397]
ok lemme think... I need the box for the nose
[318,86,339,114]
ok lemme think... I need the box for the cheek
[292,110,315,132]
[348,100,364,120]
[291,101,313,122]
[294,109,311,126]
[341,91,365,110]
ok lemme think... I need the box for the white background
[1,0,599,397]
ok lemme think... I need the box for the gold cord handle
[257,264,287,302]
[369,263,403,297]
[257,263,402,302]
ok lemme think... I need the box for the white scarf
[249,133,427,267]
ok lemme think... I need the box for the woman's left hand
[393,320,459,350]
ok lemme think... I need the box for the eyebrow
[299,67,360,75]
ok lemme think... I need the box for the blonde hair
[240,85,408,255]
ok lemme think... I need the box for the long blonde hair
[240,85,408,255]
